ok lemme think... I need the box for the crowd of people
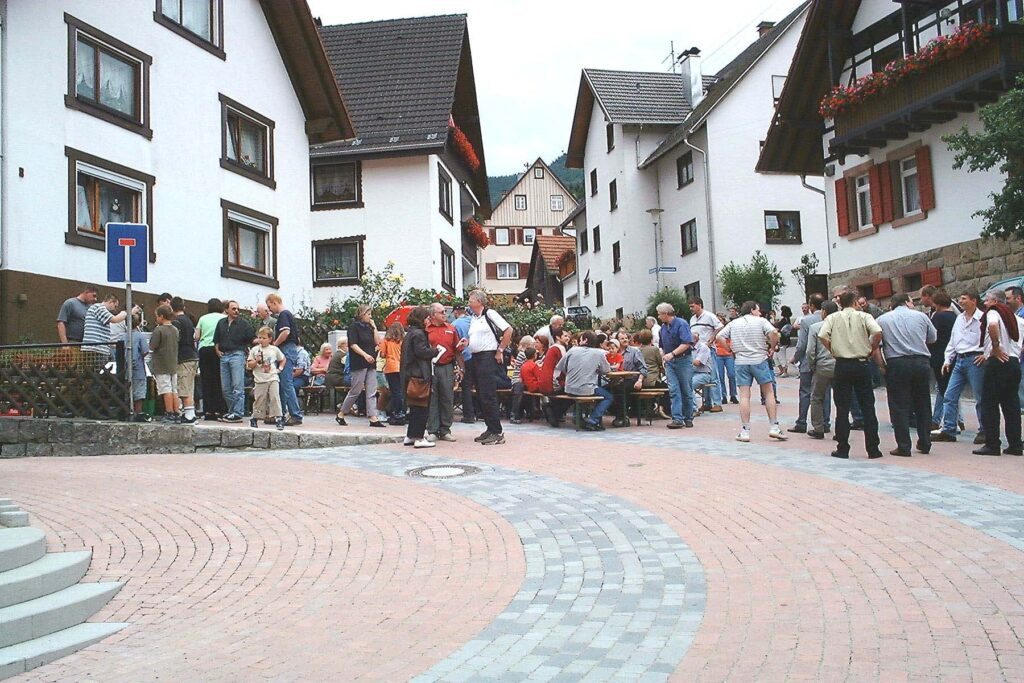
[55,282,1024,459]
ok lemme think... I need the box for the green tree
[718,250,785,308]
[790,252,820,301]
[943,74,1024,239]
[646,286,689,318]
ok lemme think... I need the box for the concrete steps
[0,622,128,679]
[0,504,127,680]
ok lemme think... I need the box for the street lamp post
[646,208,664,292]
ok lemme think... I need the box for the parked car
[984,274,1024,298]
[564,305,592,328]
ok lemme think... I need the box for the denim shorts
[131,377,148,401]
[735,360,774,387]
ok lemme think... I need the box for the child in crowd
[247,326,286,430]
[606,339,624,372]
[510,335,535,385]
[510,346,539,424]
[148,305,180,423]
[130,313,151,422]
[379,323,405,425]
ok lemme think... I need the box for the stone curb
[0,417,401,458]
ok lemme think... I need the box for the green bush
[645,286,689,318]
[718,250,784,308]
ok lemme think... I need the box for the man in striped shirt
[718,301,785,443]
[82,294,136,359]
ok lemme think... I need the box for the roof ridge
[319,14,466,30]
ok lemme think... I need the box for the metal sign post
[106,224,149,421]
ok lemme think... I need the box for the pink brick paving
[1,455,524,681]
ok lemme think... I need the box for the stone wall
[830,236,1024,296]
[0,418,400,458]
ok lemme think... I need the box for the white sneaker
[403,437,415,446]
[736,429,750,442]
[438,433,457,442]
[414,439,436,449]
[769,425,787,441]
[425,433,437,442]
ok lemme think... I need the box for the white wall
[824,109,1000,276]
[4,0,315,311]
[575,98,667,319]
[429,154,467,294]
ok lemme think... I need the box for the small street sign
[106,223,149,283]
[659,266,677,273]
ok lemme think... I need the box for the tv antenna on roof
[661,41,678,74]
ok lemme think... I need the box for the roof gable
[491,158,579,214]
[530,235,576,278]
[257,0,354,143]
[315,15,467,155]
[566,69,692,168]
[640,2,810,168]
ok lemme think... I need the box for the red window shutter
[868,165,883,226]
[489,229,497,244]
[917,145,936,211]
[485,263,497,279]
[873,278,893,298]
[921,267,942,287]
[879,162,895,224]
[536,228,543,236]
[517,229,524,244]
[835,178,850,236]
[520,262,531,277]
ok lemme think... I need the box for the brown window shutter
[520,262,531,277]
[878,162,895,224]
[868,165,883,226]
[873,278,893,298]
[516,229,523,244]
[921,267,942,287]
[835,178,850,236]
[536,228,543,236]
[917,145,936,211]
[489,229,497,244]
[485,263,497,279]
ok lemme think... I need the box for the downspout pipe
[800,174,832,280]
[683,134,716,311]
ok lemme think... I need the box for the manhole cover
[406,464,480,479]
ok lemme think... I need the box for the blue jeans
[278,344,303,419]
[692,370,714,408]
[705,361,722,406]
[941,355,985,435]
[586,386,614,424]
[715,354,737,400]
[665,355,695,422]
[219,351,246,416]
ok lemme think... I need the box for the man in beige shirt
[818,290,883,459]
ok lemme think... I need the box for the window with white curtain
[312,162,361,207]
[75,38,138,118]
[161,0,215,42]
[220,94,275,187]
[313,239,362,285]
[221,200,277,285]
[75,164,143,237]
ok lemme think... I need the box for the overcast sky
[306,0,807,176]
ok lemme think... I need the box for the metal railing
[0,342,130,420]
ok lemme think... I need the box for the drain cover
[406,464,480,479]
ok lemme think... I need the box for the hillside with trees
[488,153,584,208]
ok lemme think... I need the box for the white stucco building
[310,15,490,300]
[0,0,354,342]
[565,3,826,320]
[758,0,1021,299]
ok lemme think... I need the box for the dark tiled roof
[313,15,466,156]
[641,2,810,168]
[584,69,692,124]
[533,235,576,276]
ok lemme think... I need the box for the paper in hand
[433,345,446,364]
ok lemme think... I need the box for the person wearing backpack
[464,290,513,445]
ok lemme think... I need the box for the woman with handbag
[336,305,387,427]
[401,306,436,448]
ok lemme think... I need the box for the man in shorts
[717,301,786,443]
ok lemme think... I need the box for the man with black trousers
[818,290,884,459]
[876,293,937,456]
[464,290,513,445]
[973,289,1023,456]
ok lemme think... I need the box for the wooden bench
[631,389,669,426]
[298,385,326,414]
[551,394,604,431]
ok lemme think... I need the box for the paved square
[3,376,1024,681]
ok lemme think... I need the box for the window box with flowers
[824,21,1004,140]
[449,122,481,172]
[464,217,490,249]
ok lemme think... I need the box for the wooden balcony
[830,26,1024,158]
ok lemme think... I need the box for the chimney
[757,21,775,38]
[678,47,703,109]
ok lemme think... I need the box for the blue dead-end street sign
[106,223,149,283]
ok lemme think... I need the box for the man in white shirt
[973,289,1023,455]
[645,316,660,348]
[688,297,723,412]
[534,315,564,344]
[465,290,513,446]
[932,290,987,443]
[717,301,785,443]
